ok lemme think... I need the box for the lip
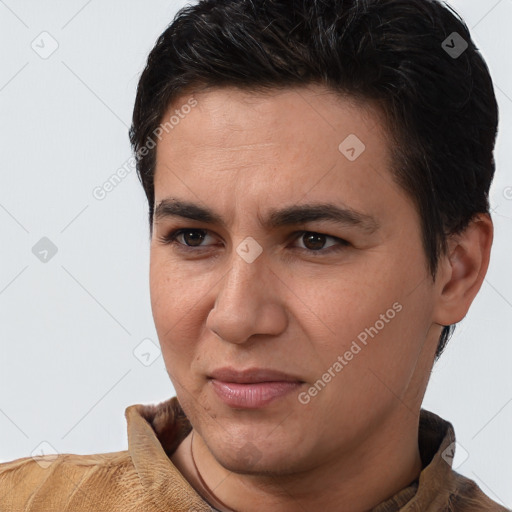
[208,367,304,409]
[209,367,303,383]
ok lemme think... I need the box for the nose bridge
[220,239,266,308]
[206,239,286,344]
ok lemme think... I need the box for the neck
[175,407,423,512]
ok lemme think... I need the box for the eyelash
[157,228,350,256]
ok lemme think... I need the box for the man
[0,0,508,510]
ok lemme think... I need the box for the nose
[205,243,288,345]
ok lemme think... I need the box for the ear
[432,213,493,326]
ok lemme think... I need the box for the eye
[158,228,217,249]
[292,231,350,254]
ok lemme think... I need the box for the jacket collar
[125,396,457,511]
[125,397,211,512]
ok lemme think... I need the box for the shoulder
[445,471,511,512]
[0,450,139,512]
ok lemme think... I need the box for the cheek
[149,256,205,369]
[150,252,208,327]
[329,285,432,402]
[302,271,399,347]
[301,257,429,383]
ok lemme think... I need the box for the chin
[206,432,308,477]
[215,449,293,476]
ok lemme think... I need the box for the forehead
[154,85,391,176]
[162,85,385,140]
[151,85,412,228]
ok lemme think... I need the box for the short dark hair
[129,0,498,358]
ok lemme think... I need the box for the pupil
[304,232,325,250]
[184,230,205,246]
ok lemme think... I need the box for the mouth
[208,367,305,409]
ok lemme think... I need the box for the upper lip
[209,367,303,384]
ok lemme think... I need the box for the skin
[149,85,493,512]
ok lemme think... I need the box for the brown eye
[180,229,207,247]
[301,232,329,251]
[292,231,350,255]
[158,228,216,249]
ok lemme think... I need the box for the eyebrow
[154,198,380,234]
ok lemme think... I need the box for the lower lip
[210,379,303,408]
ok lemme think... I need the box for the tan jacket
[0,397,508,511]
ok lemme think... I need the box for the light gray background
[1,0,511,507]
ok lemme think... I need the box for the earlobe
[432,214,493,326]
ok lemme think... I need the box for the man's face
[150,85,441,474]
